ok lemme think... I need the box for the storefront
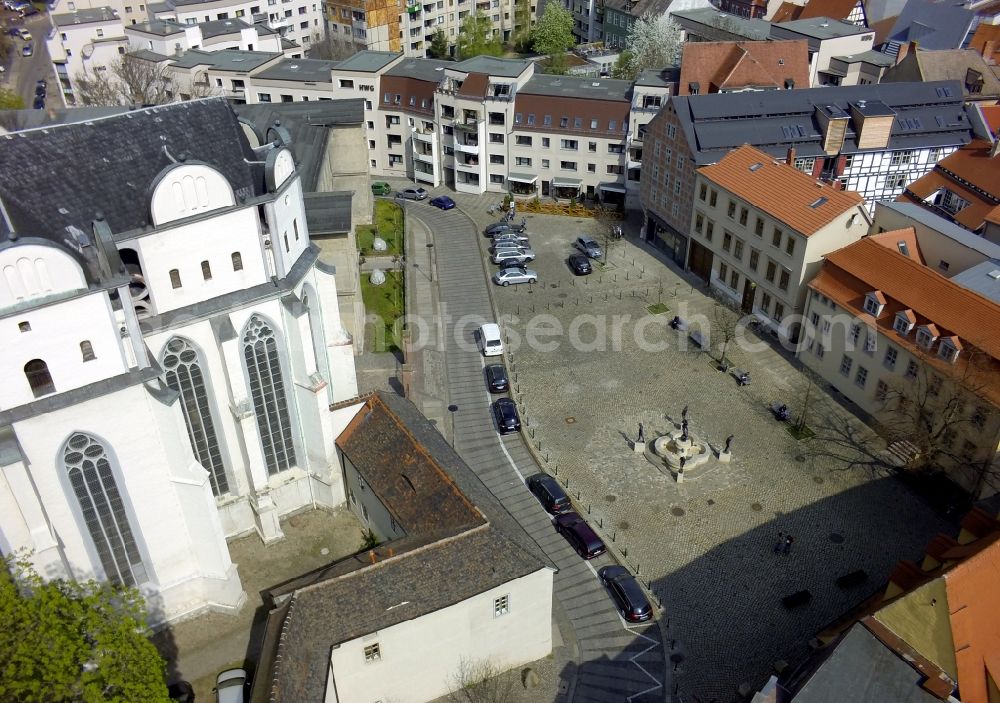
[598,182,626,209]
[644,210,688,267]
[551,177,583,200]
[508,172,538,197]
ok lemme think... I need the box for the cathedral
[0,99,359,623]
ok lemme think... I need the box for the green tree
[428,29,450,59]
[0,556,170,703]
[0,87,24,110]
[532,3,574,74]
[511,0,533,52]
[456,13,503,60]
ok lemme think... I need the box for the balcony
[456,159,481,172]
[413,151,435,164]
[453,140,480,154]
[454,118,481,132]
[413,128,435,143]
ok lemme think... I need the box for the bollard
[587,504,591,514]
[598,516,602,527]
[553,464,559,475]
[626,271,630,280]
[530,427,535,438]
[622,546,628,558]
[545,452,549,462]
[611,531,616,542]
[564,477,570,488]
[635,563,640,575]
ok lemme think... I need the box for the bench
[689,329,707,350]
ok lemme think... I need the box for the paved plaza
[468,207,954,701]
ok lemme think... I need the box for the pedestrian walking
[772,531,784,554]
[782,535,794,555]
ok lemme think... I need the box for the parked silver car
[489,241,530,255]
[493,266,538,286]
[575,235,603,259]
[492,232,530,247]
[395,187,428,201]
[492,248,535,265]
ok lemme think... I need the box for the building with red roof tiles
[678,40,811,95]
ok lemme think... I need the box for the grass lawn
[646,302,670,315]
[356,200,404,256]
[360,271,404,352]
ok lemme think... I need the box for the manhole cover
[618,520,630,530]
[813,476,825,484]
[670,653,685,664]
[795,455,806,463]
[707,499,715,506]
[565,417,576,424]
[605,495,617,503]
[447,404,458,412]
[829,533,845,544]
[550,283,558,289]
[558,292,568,298]
[751,502,763,512]
[320,547,329,556]
[671,507,685,517]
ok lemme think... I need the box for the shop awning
[599,182,627,193]
[552,177,582,187]
[507,172,538,184]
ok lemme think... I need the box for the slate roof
[303,192,352,234]
[789,623,944,702]
[882,48,1000,101]
[520,74,633,102]
[0,99,263,240]
[671,8,773,40]
[883,0,977,51]
[198,17,252,38]
[385,56,453,81]
[255,392,551,703]
[169,48,280,71]
[669,80,972,166]
[127,18,186,35]
[452,55,531,77]
[333,50,401,73]
[635,68,675,87]
[772,16,870,39]
[678,39,810,95]
[253,58,338,83]
[234,100,364,192]
[52,6,120,25]
[698,145,864,235]
[951,261,1000,304]
[875,201,1000,260]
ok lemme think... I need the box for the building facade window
[884,347,897,369]
[494,594,510,617]
[201,260,212,280]
[242,315,296,475]
[64,433,147,587]
[232,252,243,271]
[162,338,229,496]
[169,269,182,289]
[80,340,96,361]
[364,643,381,662]
[24,359,54,397]
[855,366,868,388]
[839,355,853,376]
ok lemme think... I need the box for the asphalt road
[1,9,59,108]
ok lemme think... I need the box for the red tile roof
[944,539,1000,703]
[798,0,860,21]
[770,1,803,21]
[678,40,810,95]
[698,144,863,235]
[457,72,488,99]
[969,23,1000,65]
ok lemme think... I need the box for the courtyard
[473,209,954,701]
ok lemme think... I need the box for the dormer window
[893,310,915,335]
[938,336,961,364]
[916,324,938,350]
[863,290,885,317]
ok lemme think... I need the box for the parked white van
[478,323,504,357]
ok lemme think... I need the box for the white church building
[0,98,358,624]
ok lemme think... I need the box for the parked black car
[492,397,521,434]
[526,473,572,514]
[32,95,44,109]
[599,565,653,622]
[568,253,592,276]
[484,221,526,237]
[485,364,509,393]
[555,512,606,559]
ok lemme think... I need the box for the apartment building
[162,49,284,100]
[797,232,1000,497]
[768,17,876,87]
[601,0,711,48]
[126,17,289,55]
[640,80,974,265]
[568,0,603,43]
[676,39,811,95]
[47,7,129,105]
[688,145,870,342]
[151,0,325,51]
[49,0,148,28]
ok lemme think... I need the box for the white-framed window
[864,332,876,354]
[494,594,510,617]
[863,292,883,316]
[884,346,897,370]
[364,643,381,662]
[839,355,853,376]
[855,366,868,388]
[893,312,914,335]
[850,323,861,344]
[904,360,918,379]
[916,326,936,350]
[938,338,960,363]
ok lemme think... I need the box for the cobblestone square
[481,211,953,702]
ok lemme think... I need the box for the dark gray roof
[521,74,633,102]
[127,18,186,35]
[772,16,870,39]
[604,0,675,15]
[253,58,337,83]
[198,17,252,38]
[832,49,895,66]
[670,80,973,165]
[333,50,401,73]
[789,623,942,703]
[52,6,120,25]
[234,100,364,191]
[671,8,772,40]
[0,99,263,240]
[132,48,170,62]
[0,106,130,132]
[453,55,532,77]
[304,192,352,234]
[949,261,1000,303]
[385,57,453,81]
[876,201,1000,259]
[884,0,976,51]
[169,48,279,71]
[255,392,551,703]
[635,68,676,87]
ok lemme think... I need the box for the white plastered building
[0,98,358,624]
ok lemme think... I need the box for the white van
[478,323,504,357]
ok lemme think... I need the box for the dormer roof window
[893,309,915,335]
[863,290,886,317]
[916,324,939,350]
[938,335,961,364]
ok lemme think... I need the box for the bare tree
[75,52,217,106]
[713,302,741,370]
[308,37,362,61]
[445,658,517,703]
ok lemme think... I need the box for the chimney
[895,40,918,66]
[983,40,997,62]
[786,147,796,166]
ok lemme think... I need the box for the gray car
[575,235,603,259]
[489,241,529,255]
[492,248,535,265]
[492,232,530,246]
[493,266,538,286]
[396,187,428,201]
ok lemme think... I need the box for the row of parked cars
[476,322,653,624]
[483,220,539,287]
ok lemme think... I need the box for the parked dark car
[599,565,653,622]
[492,397,520,434]
[32,95,44,109]
[370,181,391,195]
[568,253,592,276]
[485,364,509,393]
[35,83,45,97]
[555,512,606,559]
[484,221,526,237]
[167,680,195,702]
[429,195,455,210]
[526,473,572,515]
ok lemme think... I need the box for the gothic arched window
[242,315,296,474]
[161,338,229,496]
[64,433,147,586]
